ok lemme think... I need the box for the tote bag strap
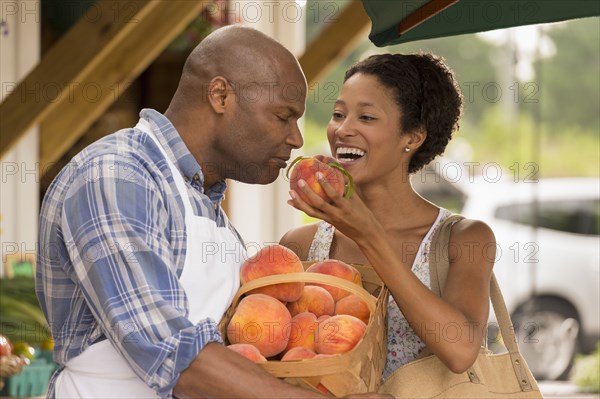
[427,213,535,390]
[428,214,465,298]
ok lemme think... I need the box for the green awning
[361,0,600,47]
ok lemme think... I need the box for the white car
[452,177,600,380]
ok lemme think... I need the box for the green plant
[0,278,51,346]
[166,1,230,53]
[571,341,600,393]
[167,16,214,53]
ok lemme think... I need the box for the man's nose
[288,123,304,149]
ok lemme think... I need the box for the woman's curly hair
[344,53,463,174]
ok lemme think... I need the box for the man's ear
[208,76,230,114]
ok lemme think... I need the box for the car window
[495,199,599,235]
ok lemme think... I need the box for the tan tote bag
[378,214,543,398]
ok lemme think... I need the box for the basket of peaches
[219,244,389,397]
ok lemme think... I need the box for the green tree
[532,17,600,134]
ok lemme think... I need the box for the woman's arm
[288,177,494,372]
[357,218,494,372]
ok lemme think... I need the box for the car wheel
[511,298,580,381]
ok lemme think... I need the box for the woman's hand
[287,173,383,245]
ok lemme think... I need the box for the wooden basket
[219,262,389,396]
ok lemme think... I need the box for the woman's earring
[404,147,411,152]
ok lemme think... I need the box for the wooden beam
[39,1,206,169]
[0,0,205,162]
[1,0,151,158]
[40,103,139,193]
[299,0,371,86]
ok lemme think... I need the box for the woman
[280,53,496,379]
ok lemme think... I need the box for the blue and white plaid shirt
[36,109,243,398]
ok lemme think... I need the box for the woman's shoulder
[447,215,497,267]
[449,216,495,244]
[279,222,323,260]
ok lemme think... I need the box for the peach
[280,346,317,361]
[226,294,292,357]
[313,353,341,359]
[315,315,367,355]
[316,383,331,394]
[284,312,318,353]
[317,315,331,323]
[306,260,362,302]
[334,294,373,325]
[240,245,304,302]
[313,354,341,394]
[287,286,335,318]
[287,155,352,206]
[227,343,267,363]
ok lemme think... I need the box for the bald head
[175,26,305,103]
[163,26,307,188]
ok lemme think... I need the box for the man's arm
[175,343,395,398]
[175,343,325,398]
[60,153,223,396]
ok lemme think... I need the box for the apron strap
[135,118,195,218]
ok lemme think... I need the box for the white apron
[55,118,244,398]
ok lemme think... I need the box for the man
[36,26,391,398]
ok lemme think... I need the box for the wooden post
[0,1,206,167]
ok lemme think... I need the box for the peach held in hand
[286,155,354,206]
[315,314,367,355]
[306,259,362,302]
[226,294,292,357]
[240,244,305,302]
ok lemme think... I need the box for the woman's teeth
[336,147,365,162]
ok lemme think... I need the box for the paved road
[539,381,599,398]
